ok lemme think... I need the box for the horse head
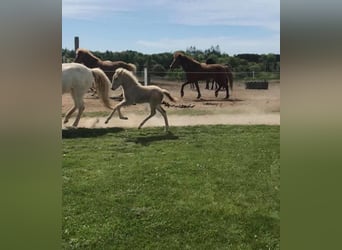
[169,52,184,69]
[74,48,86,63]
[111,68,125,91]
[74,48,99,67]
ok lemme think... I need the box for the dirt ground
[61,79,280,129]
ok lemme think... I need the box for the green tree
[151,64,167,77]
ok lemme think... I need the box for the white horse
[104,68,176,131]
[62,63,112,127]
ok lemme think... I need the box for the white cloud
[63,0,280,31]
[63,0,279,53]
[166,0,280,31]
[62,0,140,19]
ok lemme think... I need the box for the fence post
[74,36,79,51]
[144,67,148,86]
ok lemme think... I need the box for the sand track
[62,80,280,129]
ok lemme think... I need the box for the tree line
[62,46,280,80]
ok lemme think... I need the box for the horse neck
[121,73,140,90]
[84,54,100,68]
[181,56,200,71]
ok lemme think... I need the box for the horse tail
[162,89,177,102]
[225,66,234,91]
[91,68,112,109]
[128,63,137,74]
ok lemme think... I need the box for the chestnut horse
[205,58,218,90]
[74,48,137,81]
[169,52,233,99]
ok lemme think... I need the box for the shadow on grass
[62,127,124,139]
[125,131,179,146]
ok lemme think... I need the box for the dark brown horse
[169,52,233,99]
[74,48,137,82]
[205,58,218,90]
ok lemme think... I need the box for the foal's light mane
[116,68,140,87]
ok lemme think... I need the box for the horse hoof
[66,125,77,130]
[120,117,128,120]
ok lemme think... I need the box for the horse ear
[177,53,184,60]
[115,68,123,76]
[174,51,184,58]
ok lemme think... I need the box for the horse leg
[225,85,230,99]
[117,106,128,120]
[63,89,78,124]
[72,105,85,127]
[194,81,201,99]
[224,79,230,99]
[180,81,190,97]
[215,84,222,97]
[205,79,209,89]
[71,92,85,127]
[91,88,97,97]
[105,100,127,124]
[138,104,156,129]
[216,81,220,90]
[64,106,76,124]
[156,105,169,132]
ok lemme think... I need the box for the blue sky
[62,0,280,55]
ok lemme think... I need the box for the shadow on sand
[194,97,244,103]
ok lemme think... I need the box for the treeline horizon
[62,45,280,80]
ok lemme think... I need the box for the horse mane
[116,68,140,84]
[173,51,202,71]
[173,51,185,58]
[127,63,137,73]
[76,48,101,62]
[173,51,201,65]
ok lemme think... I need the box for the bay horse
[104,68,176,132]
[74,48,137,95]
[62,63,112,127]
[205,58,220,90]
[169,52,233,99]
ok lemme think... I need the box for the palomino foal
[105,68,176,131]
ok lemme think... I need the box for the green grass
[62,125,279,249]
